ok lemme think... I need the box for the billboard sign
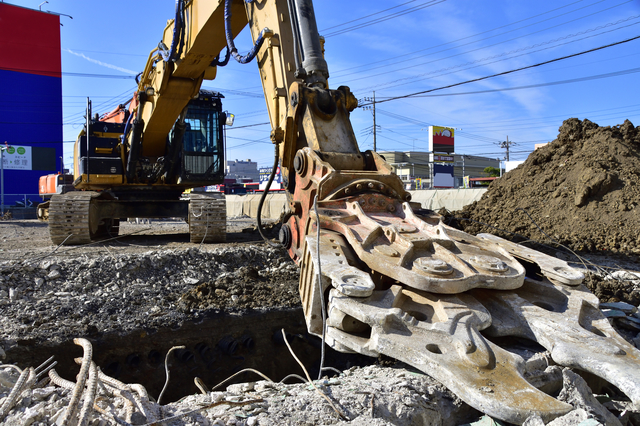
[429,126,455,154]
[259,166,282,190]
[433,154,454,163]
[433,163,454,188]
[2,145,32,170]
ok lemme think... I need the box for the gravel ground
[2,217,640,425]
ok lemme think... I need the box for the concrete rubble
[0,245,300,347]
[1,221,640,424]
[1,346,639,426]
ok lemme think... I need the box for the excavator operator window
[184,112,218,153]
[181,103,224,182]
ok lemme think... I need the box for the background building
[225,159,259,183]
[0,3,63,211]
[379,151,500,189]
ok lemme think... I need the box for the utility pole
[500,136,512,161]
[361,92,378,152]
[372,91,377,152]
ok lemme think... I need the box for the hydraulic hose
[211,46,231,67]
[224,0,268,64]
[176,0,186,59]
[257,143,282,248]
[161,0,185,62]
[286,0,304,76]
[122,103,135,143]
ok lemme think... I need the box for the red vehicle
[36,172,75,220]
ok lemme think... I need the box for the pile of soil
[454,118,640,254]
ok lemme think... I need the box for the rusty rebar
[48,369,75,389]
[157,345,185,404]
[61,338,93,426]
[0,367,32,420]
[77,362,99,426]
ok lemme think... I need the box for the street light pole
[462,155,465,180]
[1,142,10,216]
[1,146,4,215]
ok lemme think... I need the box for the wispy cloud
[63,49,138,75]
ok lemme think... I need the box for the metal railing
[1,193,40,211]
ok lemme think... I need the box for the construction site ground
[2,119,640,425]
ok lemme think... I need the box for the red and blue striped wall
[0,3,62,207]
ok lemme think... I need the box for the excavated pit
[2,308,372,403]
[0,221,373,403]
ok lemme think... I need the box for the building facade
[225,159,259,182]
[0,4,62,210]
[379,151,500,189]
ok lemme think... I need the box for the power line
[376,108,502,144]
[356,16,640,92]
[459,110,640,133]
[63,87,136,122]
[227,122,270,130]
[407,66,640,97]
[332,0,622,79]
[0,65,137,79]
[455,103,640,127]
[322,0,447,37]
[361,35,640,106]
[321,0,420,32]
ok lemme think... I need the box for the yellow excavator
[47,0,640,423]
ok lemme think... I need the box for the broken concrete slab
[601,309,627,318]
[599,301,637,314]
[617,316,640,332]
[556,369,622,426]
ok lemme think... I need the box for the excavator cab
[179,91,226,185]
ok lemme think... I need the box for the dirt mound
[455,118,640,254]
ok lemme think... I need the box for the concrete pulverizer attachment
[299,231,376,337]
[315,195,528,294]
[298,205,575,423]
[472,235,640,409]
[324,286,573,424]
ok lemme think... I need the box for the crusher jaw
[297,195,640,424]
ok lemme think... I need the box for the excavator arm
[135,1,640,423]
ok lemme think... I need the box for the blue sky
[7,0,640,169]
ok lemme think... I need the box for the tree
[484,166,500,177]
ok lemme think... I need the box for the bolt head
[469,255,508,273]
[415,258,454,275]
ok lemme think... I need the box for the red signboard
[429,126,455,154]
[0,3,61,77]
[0,3,62,206]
